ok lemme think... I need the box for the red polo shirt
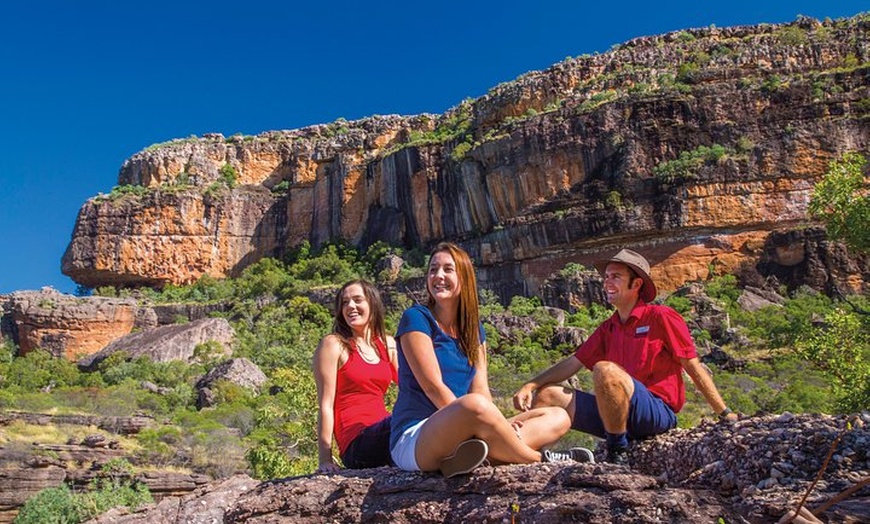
[574,300,697,413]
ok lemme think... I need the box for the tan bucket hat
[594,248,657,302]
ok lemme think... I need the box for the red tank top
[333,337,397,455]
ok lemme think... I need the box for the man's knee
[532,384,573,409]
[592,361,632,391]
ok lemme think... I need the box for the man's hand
[513,383,536,412]
[721,411,739,423]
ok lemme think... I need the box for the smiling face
[427,250,461,305]
[340,283,371,336]
[602,262,641,310]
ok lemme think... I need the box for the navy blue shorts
[340,416,394,469]
[572,378,677,439]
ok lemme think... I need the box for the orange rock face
[8,290,137,360]
[61,18,870,298]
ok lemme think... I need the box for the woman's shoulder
[401,303,432,320]
[316,333,348,355]
[397,303,435,332]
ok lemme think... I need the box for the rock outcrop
[2,288,138,359]
[77,413,868,524]
[0,411,215,524]
[77,317,234,370]
[61,16,870,300]
[195,358,268,409]
[0,466,67,523]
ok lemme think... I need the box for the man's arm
[680,356,738,422]
[513,355,584,411]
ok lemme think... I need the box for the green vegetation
[4,232,868,521]
[776,25,809,46]
[653,144,729,183]
[577,90,618,113]
[271,180,291,193]
[96,184,149,202]
[13,459,152,524]
[381,99,478,162]
[809,152,870,253]
[795,308,869,412]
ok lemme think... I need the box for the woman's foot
[440,438,489,478]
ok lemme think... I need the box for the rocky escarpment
[63,15,870,298]
[0,412,211,524]
[78,414,869,524]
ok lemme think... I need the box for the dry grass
[0,420,140,450]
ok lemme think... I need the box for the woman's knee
[550,406,572,433]
[456,393,499,420]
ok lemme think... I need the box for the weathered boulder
[195,358,268,409]
[3,289,137,360]
[630,413,870,523]
[670,282,731,342]
[0,466,66,523]
[737,287,784,312]
[77,317,234,370]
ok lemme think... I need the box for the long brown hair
[332,279,386,346]
[426,242,482,366]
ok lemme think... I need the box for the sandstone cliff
[62,15,870,298]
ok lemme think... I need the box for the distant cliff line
[62,14,870,299]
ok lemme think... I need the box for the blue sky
[0,1,864,295]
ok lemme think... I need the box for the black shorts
[340,416,394,469]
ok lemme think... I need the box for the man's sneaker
[542,447,595,463]
[605,446,629,466]
[440,438,489,478]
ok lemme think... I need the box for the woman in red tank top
[314,280,398,473]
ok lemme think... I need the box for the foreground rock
[82,414,868,523]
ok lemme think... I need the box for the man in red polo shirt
[513,248,737,465]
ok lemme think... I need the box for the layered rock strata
[62,16,870,298]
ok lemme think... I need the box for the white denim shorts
[390,418,427,471]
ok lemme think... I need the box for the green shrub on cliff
[653,144,729,183]
[97,184,148,202]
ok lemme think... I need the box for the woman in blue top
[390,242,590,477]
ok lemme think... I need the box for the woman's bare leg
[414,393,542,471]
[508,406,571,450]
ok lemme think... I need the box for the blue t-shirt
[389,304,485,450]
